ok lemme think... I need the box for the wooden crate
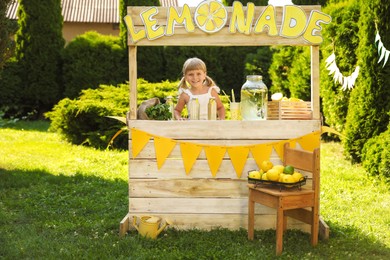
[268,101,312,120]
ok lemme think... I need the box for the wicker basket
[267,101,312,120]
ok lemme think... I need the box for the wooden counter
[120,120,321,235]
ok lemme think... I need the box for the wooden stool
[248,143,321,256]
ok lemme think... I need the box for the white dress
[179,86,220,120]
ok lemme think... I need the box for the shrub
[14,0,64,116]
[0,59,24,117]
[45,80,179,150]
[45,84,129,150]
[343,0,390,163]
[62,31,128,99]
[361,125,390,179]
[268,46,311,100]
[268,46,296,98]
[320,0,360,140]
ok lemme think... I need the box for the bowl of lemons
[247,161,306,190]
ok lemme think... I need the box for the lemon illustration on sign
[248,170,261,180]
[283,165,295,175]
[195,0,227,33]
[292,172,304,182]
[260,160,273,172]
[266,168,279,181]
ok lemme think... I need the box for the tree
[0,0,16,70]
[14,0,65,117]
[343,0,390,163]
[268,0,329,100]
[320,0,360,139]
[119,0,164,82]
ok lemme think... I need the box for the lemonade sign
[124,1,331,44]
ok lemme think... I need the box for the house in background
[7,0,178,43]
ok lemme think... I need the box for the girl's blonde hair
[178,57,216,89]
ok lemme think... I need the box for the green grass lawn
[1,120,389,259]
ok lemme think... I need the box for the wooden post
[311,45,320,120]
[129,46,137,120]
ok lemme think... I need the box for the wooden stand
[121,5,328,239]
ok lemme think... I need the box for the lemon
[260,160,273,172]
[289,97,302,102]
[194,0,227,33]
[266,168,280,181]
[248,170,261,180]
[261,172,268,180]
[282,174,295,183]
[278,173,285,182]
[283,165,294,175]
[273,165,285,174]
[271,92,283,101]
[292,172,304,182]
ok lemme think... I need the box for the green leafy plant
[145,103,172,120]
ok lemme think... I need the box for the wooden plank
[129,30,313,46]
[128,213,311,231]
[129,197,274,214]
[130,178,248,198]
[127,6,321,26]
[127,119,321,139]
[129,160,314,179]
[319,216,330,240]
[119,213,131,237]
[129,159,267,179]
[126,6,321,46]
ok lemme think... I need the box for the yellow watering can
[132,216,171,239]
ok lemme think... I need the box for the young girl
[174,57,225,120]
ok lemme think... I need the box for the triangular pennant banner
[204,145,226,177]
[131,128,151,158]
[273,140,294,161]
[321,126,345,139]
[249,144,273,169]
[227,146,250,178]
[297,131,321,152]
[154,136,177,169]
[180,142,203,175]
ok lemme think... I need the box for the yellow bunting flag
[321,126,345,139]
[227,146,250,178]
[180,142,203,175]
[273,140,296,161]
[204,145,227,177]
[249,144,273,169]
[297,131,321,152]
[154,136,177,169]
[131,128,151,158]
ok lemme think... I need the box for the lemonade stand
[119,1,331,238]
